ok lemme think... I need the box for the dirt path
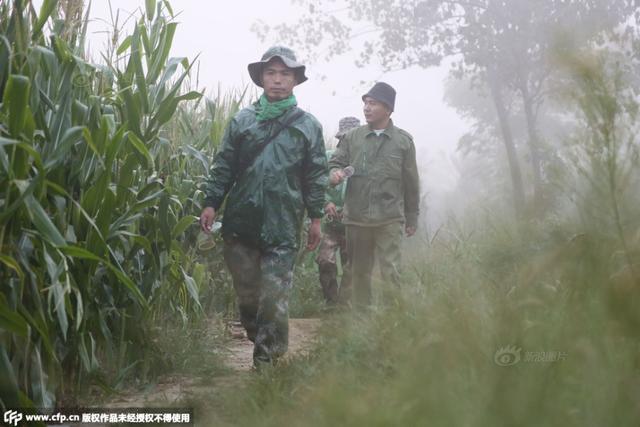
[103,318,321,409]
[226,318,322,371]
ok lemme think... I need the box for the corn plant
[160,87,248,316]
[0,0,237,408]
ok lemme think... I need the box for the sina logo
[494,345,522,366]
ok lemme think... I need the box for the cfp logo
[4,410,23,426]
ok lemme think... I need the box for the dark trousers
[315,227,350,305]
[223,236,296,365]
[343,223,403,306]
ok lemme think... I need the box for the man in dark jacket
[329,82,420,306]
[200,46,327,367]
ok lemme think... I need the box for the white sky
[83,0,469,199]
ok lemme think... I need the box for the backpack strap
[236,109,306,177]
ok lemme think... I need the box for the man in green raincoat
[199,46,327,367]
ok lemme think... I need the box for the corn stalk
[0,0,241,408]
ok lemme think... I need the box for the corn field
[0,0,244,409]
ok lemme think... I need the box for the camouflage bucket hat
[335,116,361,138]
[248,46,308,88]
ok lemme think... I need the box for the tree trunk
[487,70,525,219]
[518,77,544,211]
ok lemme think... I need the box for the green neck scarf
[255,94,297,121]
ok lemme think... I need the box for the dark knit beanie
[362,82,396,111]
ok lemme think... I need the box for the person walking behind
[316,117,360,306]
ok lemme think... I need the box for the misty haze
[1,1,639,426]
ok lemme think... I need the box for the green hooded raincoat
[203,104,327,249]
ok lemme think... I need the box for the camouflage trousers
[315,227,350,305]
[344,222,403,306]
[223,236,296,366]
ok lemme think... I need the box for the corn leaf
[32,0,58,41]
[180,267,201,309]
[145,0,156,21]
[172,215,196,239]
[126,131,154,169]
[60,246,147,308]
[0,254,24,279]
[24,195,66,247]
[0,294,29,337]
[3,74,31,137]
[116,35,132,56]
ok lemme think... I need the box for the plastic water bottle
[343,165,355,178]
[208,221,222,233]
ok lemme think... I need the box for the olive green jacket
[203,104,328,249]
[328,121,420,228]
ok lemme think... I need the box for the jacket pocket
[383,153,403,178]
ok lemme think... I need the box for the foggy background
[83,0,469,227]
